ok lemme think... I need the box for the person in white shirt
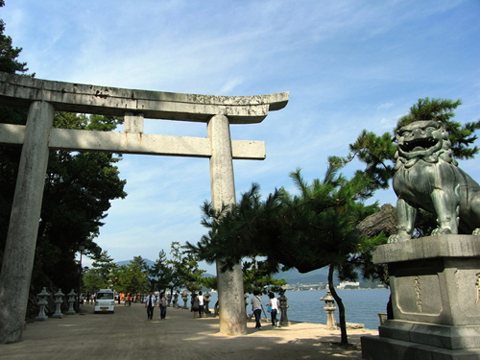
[268,292,280,327]
[145,291,156,320]
[197,291,205,318]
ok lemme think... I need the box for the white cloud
[2,0,480,270]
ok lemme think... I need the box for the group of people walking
[143,289,280,329]
[251,291,281,330]
[144,291,168,320]
[190,291,205,318]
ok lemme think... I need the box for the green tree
[148,250,173,292]
[242,258,286,295]
[0,0,28,75]
[199,276,217,291]
[189,163,385,345]
[82,251,118,293]
[116,256,149,297]
[168,242,205,293]
[31,113,127,294]
[0,1,32,264]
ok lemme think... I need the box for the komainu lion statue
[389,120,480,243]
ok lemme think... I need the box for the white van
[94,289,115,314]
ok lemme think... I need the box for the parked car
[94,289,115,314]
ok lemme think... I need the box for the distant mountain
[117,258,155,267]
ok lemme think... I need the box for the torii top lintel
[0,72,289,124]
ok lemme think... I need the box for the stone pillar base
[362,235,480,360]
[362,333,480,360]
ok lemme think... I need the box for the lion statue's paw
[388,234,410,243]
[472,228,480,235]
[431,227,452,235]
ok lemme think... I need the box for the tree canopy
[0,1,28,75]
[115,256,149,295]
[190,163,383,273]
[82,251,118,294]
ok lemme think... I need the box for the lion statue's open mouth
[399,134,439,153]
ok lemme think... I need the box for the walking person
[191,292,200,318]
[159,292,168,320]
[145,291,156,320]
[251,290,263,329]
[197,291,205,318]
[268,292,280,327]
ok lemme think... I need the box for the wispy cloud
[2,0,479,271]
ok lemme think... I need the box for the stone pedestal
[362,235,480,359]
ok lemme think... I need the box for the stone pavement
[0,302,378,360]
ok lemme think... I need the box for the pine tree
[189,162,385,345]
[0,1,28,75]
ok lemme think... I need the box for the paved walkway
[0,302,378,360]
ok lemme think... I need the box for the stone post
[52,289,65,319]
[67,289,76,315]
[0,101,55,343]
[208,114,247,336]
[320,290,337,329]
[36,287,49,321]
[279,293,289,327]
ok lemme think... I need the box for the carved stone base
[362,333,480,360]
[362,235,480,360]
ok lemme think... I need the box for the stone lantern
[36,287,49,321]
[67,289,76,315]
[52,289,65,319]
[320,290,337,329]
[182,291,189,309]
[173,292,179,308]
[279,293,289,327]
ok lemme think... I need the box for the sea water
[204,288,390,330]
[284,289,390,329]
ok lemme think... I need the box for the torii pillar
[208,114,246,334]
[0,72,288,342]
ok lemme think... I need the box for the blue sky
[3,1,480,273]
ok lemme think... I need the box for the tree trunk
[328,263,348,346]
[354,203,397,238]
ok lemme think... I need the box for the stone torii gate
[0,72,288,343]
